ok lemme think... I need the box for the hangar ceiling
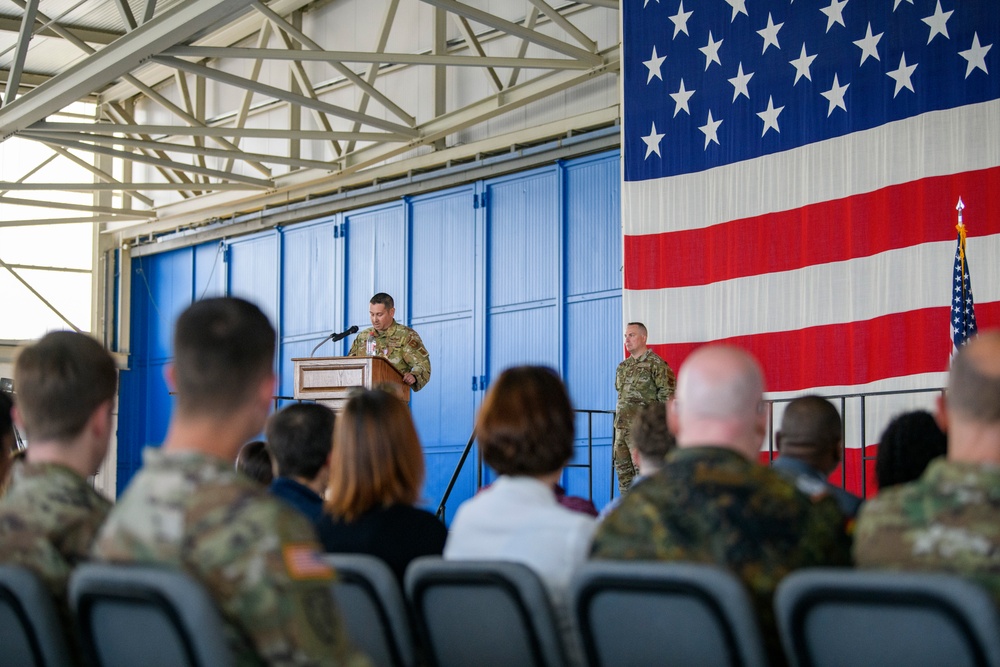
[0,0,620,245]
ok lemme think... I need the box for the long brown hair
[325,389,424,521]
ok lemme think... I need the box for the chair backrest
[0,565,74,667]
[775,568,1000,667]
[69,563,235,667]
[572,560,769,667]
[405,557,567,667]
[323,553,416,667]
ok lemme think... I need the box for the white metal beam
[0,0,256,141]
[30,122,400,141]
[3,0,40,107]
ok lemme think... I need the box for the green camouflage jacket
[592,446,851,665]
[614,350,675,429]
[854,458,1000,605]
[91,449,371,667]
[348,321,431,391]
[0,461,111,603]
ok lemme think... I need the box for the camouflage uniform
[348,321,431,391]
[613,350,675,492]
[592,446,851,666]
[854,458,1000,605]
[0,461,111,604]
[91,449,371,667]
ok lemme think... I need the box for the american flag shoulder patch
[282,544,334,581]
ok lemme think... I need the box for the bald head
[668,345,767,459]
[943,331,1000,463]
[777,396,842,474]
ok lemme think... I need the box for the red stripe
[650,301,1000,394]
[625,167,1000,290]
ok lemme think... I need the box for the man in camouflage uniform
[348,292,431,392]
[92,298,370,667]
[613,322,675,493]
[593,345,851,666]
[0,332,117,631]
[855,330,1000,605]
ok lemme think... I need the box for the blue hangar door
[115,150,622,513]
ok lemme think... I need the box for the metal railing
[434,386,947,519]
[435,409,614,521]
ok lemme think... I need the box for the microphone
[310,326,360,357]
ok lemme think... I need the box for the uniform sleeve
[401,330,431,391]
[852,494,909,569]
[614,361,624,394]
[190,498,372,667]
[654,361,676,402]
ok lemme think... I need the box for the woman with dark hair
[875,410,947,489]
[0,391,15,495]
[444,366,596,663]
[320,389,446,584]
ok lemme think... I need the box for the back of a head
[630,402,675,461]
[326,389,423,521]
[476,365,575,477]
[172,297,275,417]
[235,440,274,485]
[0,391,15,489]
[266,403,334,480]
[778,395,842,470]
[672,345,765,454]
[947,331,1000,427]
[14,331,117,443]
[876,410,947,489]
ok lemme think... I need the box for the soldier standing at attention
[0,332,117,625]
[92,298,370,667]
[348,292,431,392]
[613,322,675,494]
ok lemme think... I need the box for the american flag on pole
[951,199,978,351]
[622,0,1000,490]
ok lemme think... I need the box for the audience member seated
[875,409,947,489]
[235,439,274,485]
[320,389,446,585]
[599,401,674,520]
[855,331,1000,605]
[444,366,596,666]
[773,395,863,519]
[266,402,334,526]
[0,332,117,637]
[591,345,851,667]
[0,390,15,495]
[91,297,369,667]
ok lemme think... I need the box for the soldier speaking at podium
[348,293,431,391]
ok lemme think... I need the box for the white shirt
[444,475,596,666]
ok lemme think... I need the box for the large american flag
[623,0,999,489]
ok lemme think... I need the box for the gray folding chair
[775,568,1000,667]
[572,560,769,667]
[324,553,416,667]
[0,564,74,667]
[405,557,568,667]
[69,563,235,667]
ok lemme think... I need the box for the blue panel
[408,186,478,516]
[344,203,406,350]
[281,220,340,337]
[486,169,559,308]
[227,231,279,327]
[488,305,559,377]
[139,248,194,362]
[193,242,226,300]
[565,153,622,297]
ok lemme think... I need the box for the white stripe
[626,234,1000,344]
[623,99,1000,236]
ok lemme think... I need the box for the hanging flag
[622,0,1000,394]
[622,0,1000,494]
[951,198,978,351]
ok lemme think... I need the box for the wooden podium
[291,356,409,411]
